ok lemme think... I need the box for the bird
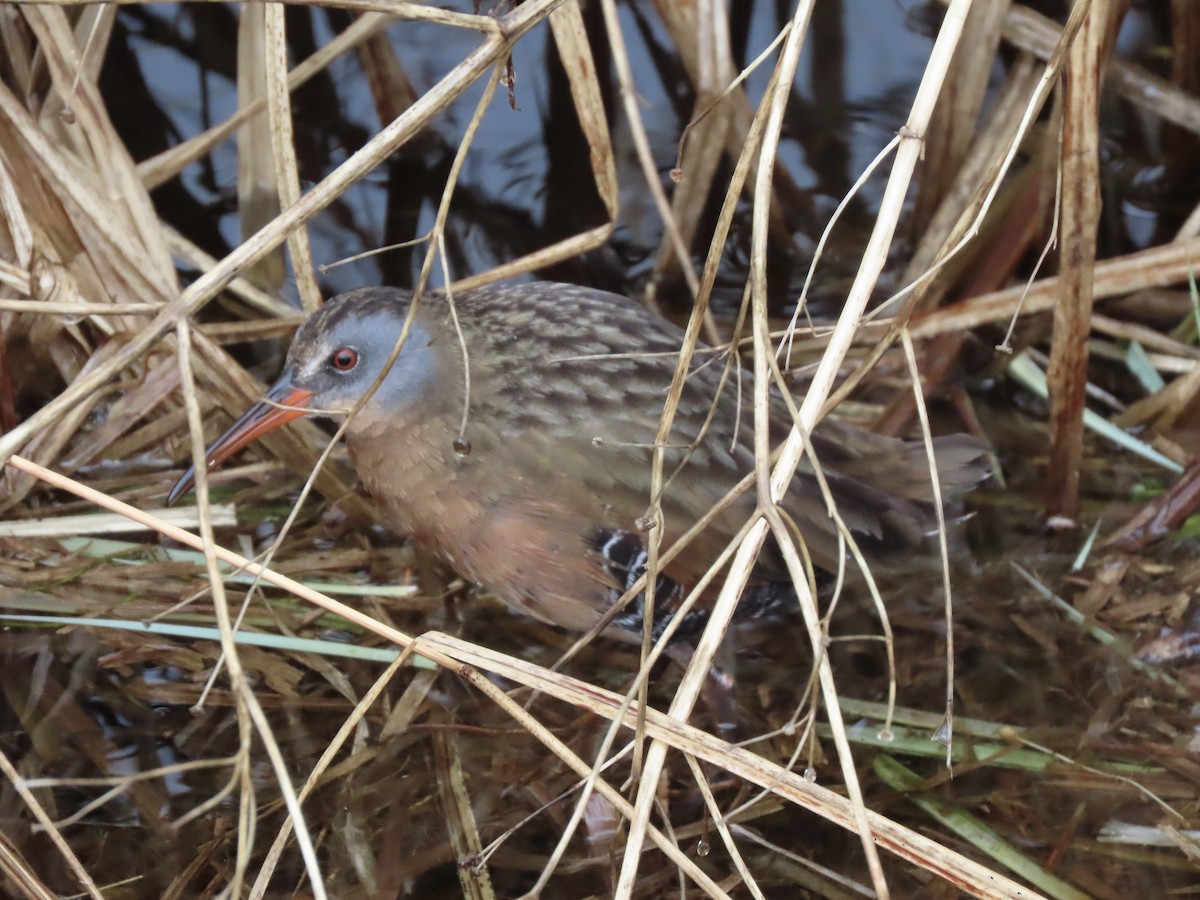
[169,282,988,642]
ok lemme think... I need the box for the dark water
[100,2,1187,313]
[101,1,962,311]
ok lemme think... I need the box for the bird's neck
[342,330,468,531]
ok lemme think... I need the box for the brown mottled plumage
[169,283,988,639]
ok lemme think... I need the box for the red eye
[330,348,358,371]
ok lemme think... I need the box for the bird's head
[168,287,436,504]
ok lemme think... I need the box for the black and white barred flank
[588,528,796,642]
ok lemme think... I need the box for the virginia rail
[169,283,988,640]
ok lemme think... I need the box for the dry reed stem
[902,54,1041,292]
[900,329,956,766]
[139,12,400,191]
[23,6,174,291]
[178,320,327,898]
[0,830,58,900]
[682,752,766,900]
[433,730,496,899]
[264,5,321,312]
[608,9,832,896]
[912,233,1200,338]
[548,1,618,221]
[239,6,285,294]
[640,3,977,898]
[826,0,1089,418]
[887,1,1086,325]
[546,28,767,898]
[0,504,235,536]
[0,747,102,899]
[248,651,413,898]
[650,0,734,301]
[599,0,700,300]
[620,16,808,900]
[164,227,297,318]
[449,2,619,292]
[1045,0,1108,521]
[25,757,238,829]
[746,2,894,895]
[999,1,1200,134]
[591,0,722,784]
[19,0,495,30]
[424,635,1042,900]
[912,0,1012,238]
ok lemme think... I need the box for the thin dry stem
[0,748,103,899]
[900,328,956,764]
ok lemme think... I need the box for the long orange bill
[167,378,314,506]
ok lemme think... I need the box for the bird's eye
[330,348,359,372]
